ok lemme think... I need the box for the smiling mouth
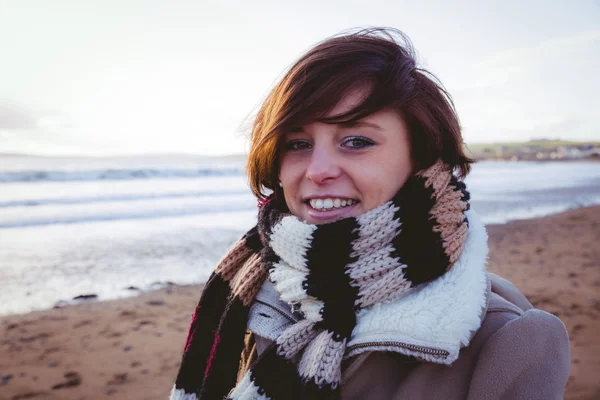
[306,198,359,211]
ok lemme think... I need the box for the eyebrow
[338,120,383,130]
[286,120,383,133]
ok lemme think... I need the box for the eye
[342,136,375,149]
[284,140,312,151]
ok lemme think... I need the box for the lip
[302,194,358,201]
[304,201,360,223]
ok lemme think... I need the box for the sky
[1,0,599,156]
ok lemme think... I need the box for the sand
[1,206,599,400]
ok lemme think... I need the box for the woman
[170,28,569,400]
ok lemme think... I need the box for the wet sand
[1,206,599,399]
[485,206,600,400]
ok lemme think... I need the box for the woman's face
[279,89,413,225]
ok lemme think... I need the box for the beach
[1,205,598,400]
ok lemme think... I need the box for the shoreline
[3,200,600,319]
[1,206,599,399]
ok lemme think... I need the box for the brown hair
[246,27,474,199]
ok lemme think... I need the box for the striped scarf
[170,160,471,400]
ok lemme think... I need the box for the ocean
[1,154,600,316]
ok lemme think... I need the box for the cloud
[452,29,600,142]
[0,101,38,130]
[473,29,600,89]
[0,101,84,155]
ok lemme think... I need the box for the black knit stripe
[256,201,282,273]
[262,245,281,273]
[302,378,340,400]
[249,345,303,399]
[199,297,250,400]
[174,273,231,394]
[452,177,471,211]
[392,176,449,285]
[248,345,339,400]
[243,226,263,252]
[304,218,360,341]
[258,196,287,239]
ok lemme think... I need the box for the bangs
[273,29,417,133]
[279,67,405,133]
[317,82,397,125]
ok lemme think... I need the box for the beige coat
[247,212,570,399]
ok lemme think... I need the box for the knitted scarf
[170,160,471,400]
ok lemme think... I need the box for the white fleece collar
[346,210,489,365]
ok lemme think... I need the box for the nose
[305,145,341,185]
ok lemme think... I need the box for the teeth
[308,198,357,211]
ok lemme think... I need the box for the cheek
[279,159,298,193]
[279,157,303,209]
[353,158,412,206]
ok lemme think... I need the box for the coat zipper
[253,301,450,359]
[254,299,297,323]
[346,341,450,359]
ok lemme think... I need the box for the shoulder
[482,273,565,334]
[480,299,569,354]
[466,274,570,399]
[475,273,568,345]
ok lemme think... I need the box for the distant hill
[467,139,600,152]
[466,140,600,161]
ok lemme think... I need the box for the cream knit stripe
[347,245,399,282]
[228,372,271,400]
[269,221,326,322]
[215,239,255,282]
[356,265,411,307]
[169,386,199,400]
[298,299,325,322]
[298,331,346,388]
[346,201,408,308]
[346,202,402,283]
[269,258,325,322]
[228,373,251,399]
[275,320,319,360]
[270,216,316,272]
[350,202,401,256]
[269,262,310,304]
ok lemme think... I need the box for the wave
[0,189,250,208]
[0,203,257,228]
[0,167,243,183]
